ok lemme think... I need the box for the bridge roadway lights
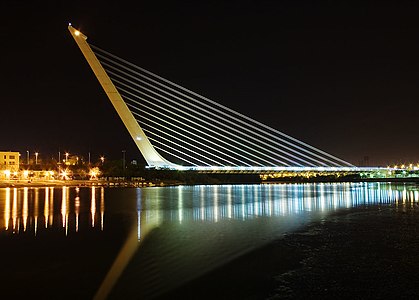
[146,166,394,178]
[148,166,387,172]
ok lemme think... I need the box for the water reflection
[1,183,418,237]
[136,182,419,239]
[0,186,105,235]
[1,182,419,299]
[106,182,419,299]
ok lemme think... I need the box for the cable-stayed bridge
[68,26,381,174]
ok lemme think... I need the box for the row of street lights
[26,151,39,165]
[57,151,71,163]
[23,151,118,167]
[24,151,104,165]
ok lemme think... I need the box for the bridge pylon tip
[68,24,87,40]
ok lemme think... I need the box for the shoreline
[0,179,159,188]
[1,177,419,188]
[161,204,419,299]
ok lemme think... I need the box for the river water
[0,182,417,298]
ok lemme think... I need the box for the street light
[122,150,126,173]
[26,150,29,165]
[65,152,69,163]
[35,152,39,165]
[100,156,105,165]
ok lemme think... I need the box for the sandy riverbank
[161,203,419,299]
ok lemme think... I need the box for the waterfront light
[4,170,10,179]
[60,169,69,180]
[89,167,100,180]
[23,170,29,179]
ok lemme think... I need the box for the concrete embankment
[0,179,161,188]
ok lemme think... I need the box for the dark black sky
[2,0,419,165]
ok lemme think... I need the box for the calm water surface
[0,182,417,298]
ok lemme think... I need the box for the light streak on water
[75,196,80,232]
[4,188,10,230]
[61,187,67,229]
[12,188,17,232]
[49,188,54,227]
[34,188,39,236]
[100,187,105,231]
[91,187,96,228]
[23,187,28,232]
[44,187,49,228]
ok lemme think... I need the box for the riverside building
[0,151,20,172]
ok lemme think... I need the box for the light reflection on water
[0,182,418,237]
[113,182,419,299]
[0,182,419,298]
[137,182,418,239]
[0,186,105,235]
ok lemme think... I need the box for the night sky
[3,1,419,166]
